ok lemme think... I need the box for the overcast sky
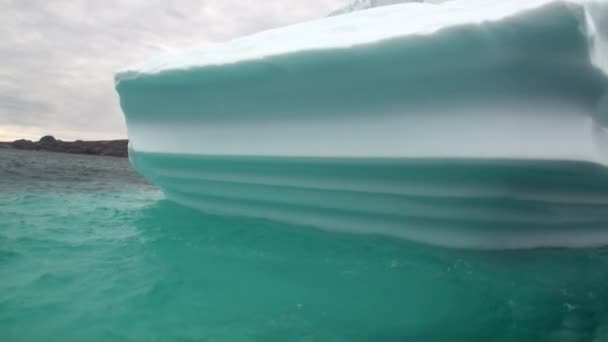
[0,0,346,141]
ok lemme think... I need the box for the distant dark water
[1,149,608,341]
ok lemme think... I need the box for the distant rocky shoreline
[0,136,128,157]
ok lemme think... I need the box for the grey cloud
[0,0,346,141]
[0,93,51,124]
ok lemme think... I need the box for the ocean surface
[2,148,608,342]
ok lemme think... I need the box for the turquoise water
[2,149,608,341]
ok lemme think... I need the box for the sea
[1,148,608,342]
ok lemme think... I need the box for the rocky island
[0,135,128,157]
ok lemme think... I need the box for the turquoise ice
[116,0,608,249]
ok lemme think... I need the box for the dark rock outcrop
[0,136,128,157]
[12,139,38,150]
[38,135,57,144]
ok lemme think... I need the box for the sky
[0,0,346,141]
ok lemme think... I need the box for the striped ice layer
[116,0,608,249]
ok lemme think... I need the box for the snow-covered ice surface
[115,0,608,249]
[329,0,447,16]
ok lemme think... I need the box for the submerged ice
[115,0,608,249]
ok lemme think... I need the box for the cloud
[0,0,345,141]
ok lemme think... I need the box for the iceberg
[115,0,608,249]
